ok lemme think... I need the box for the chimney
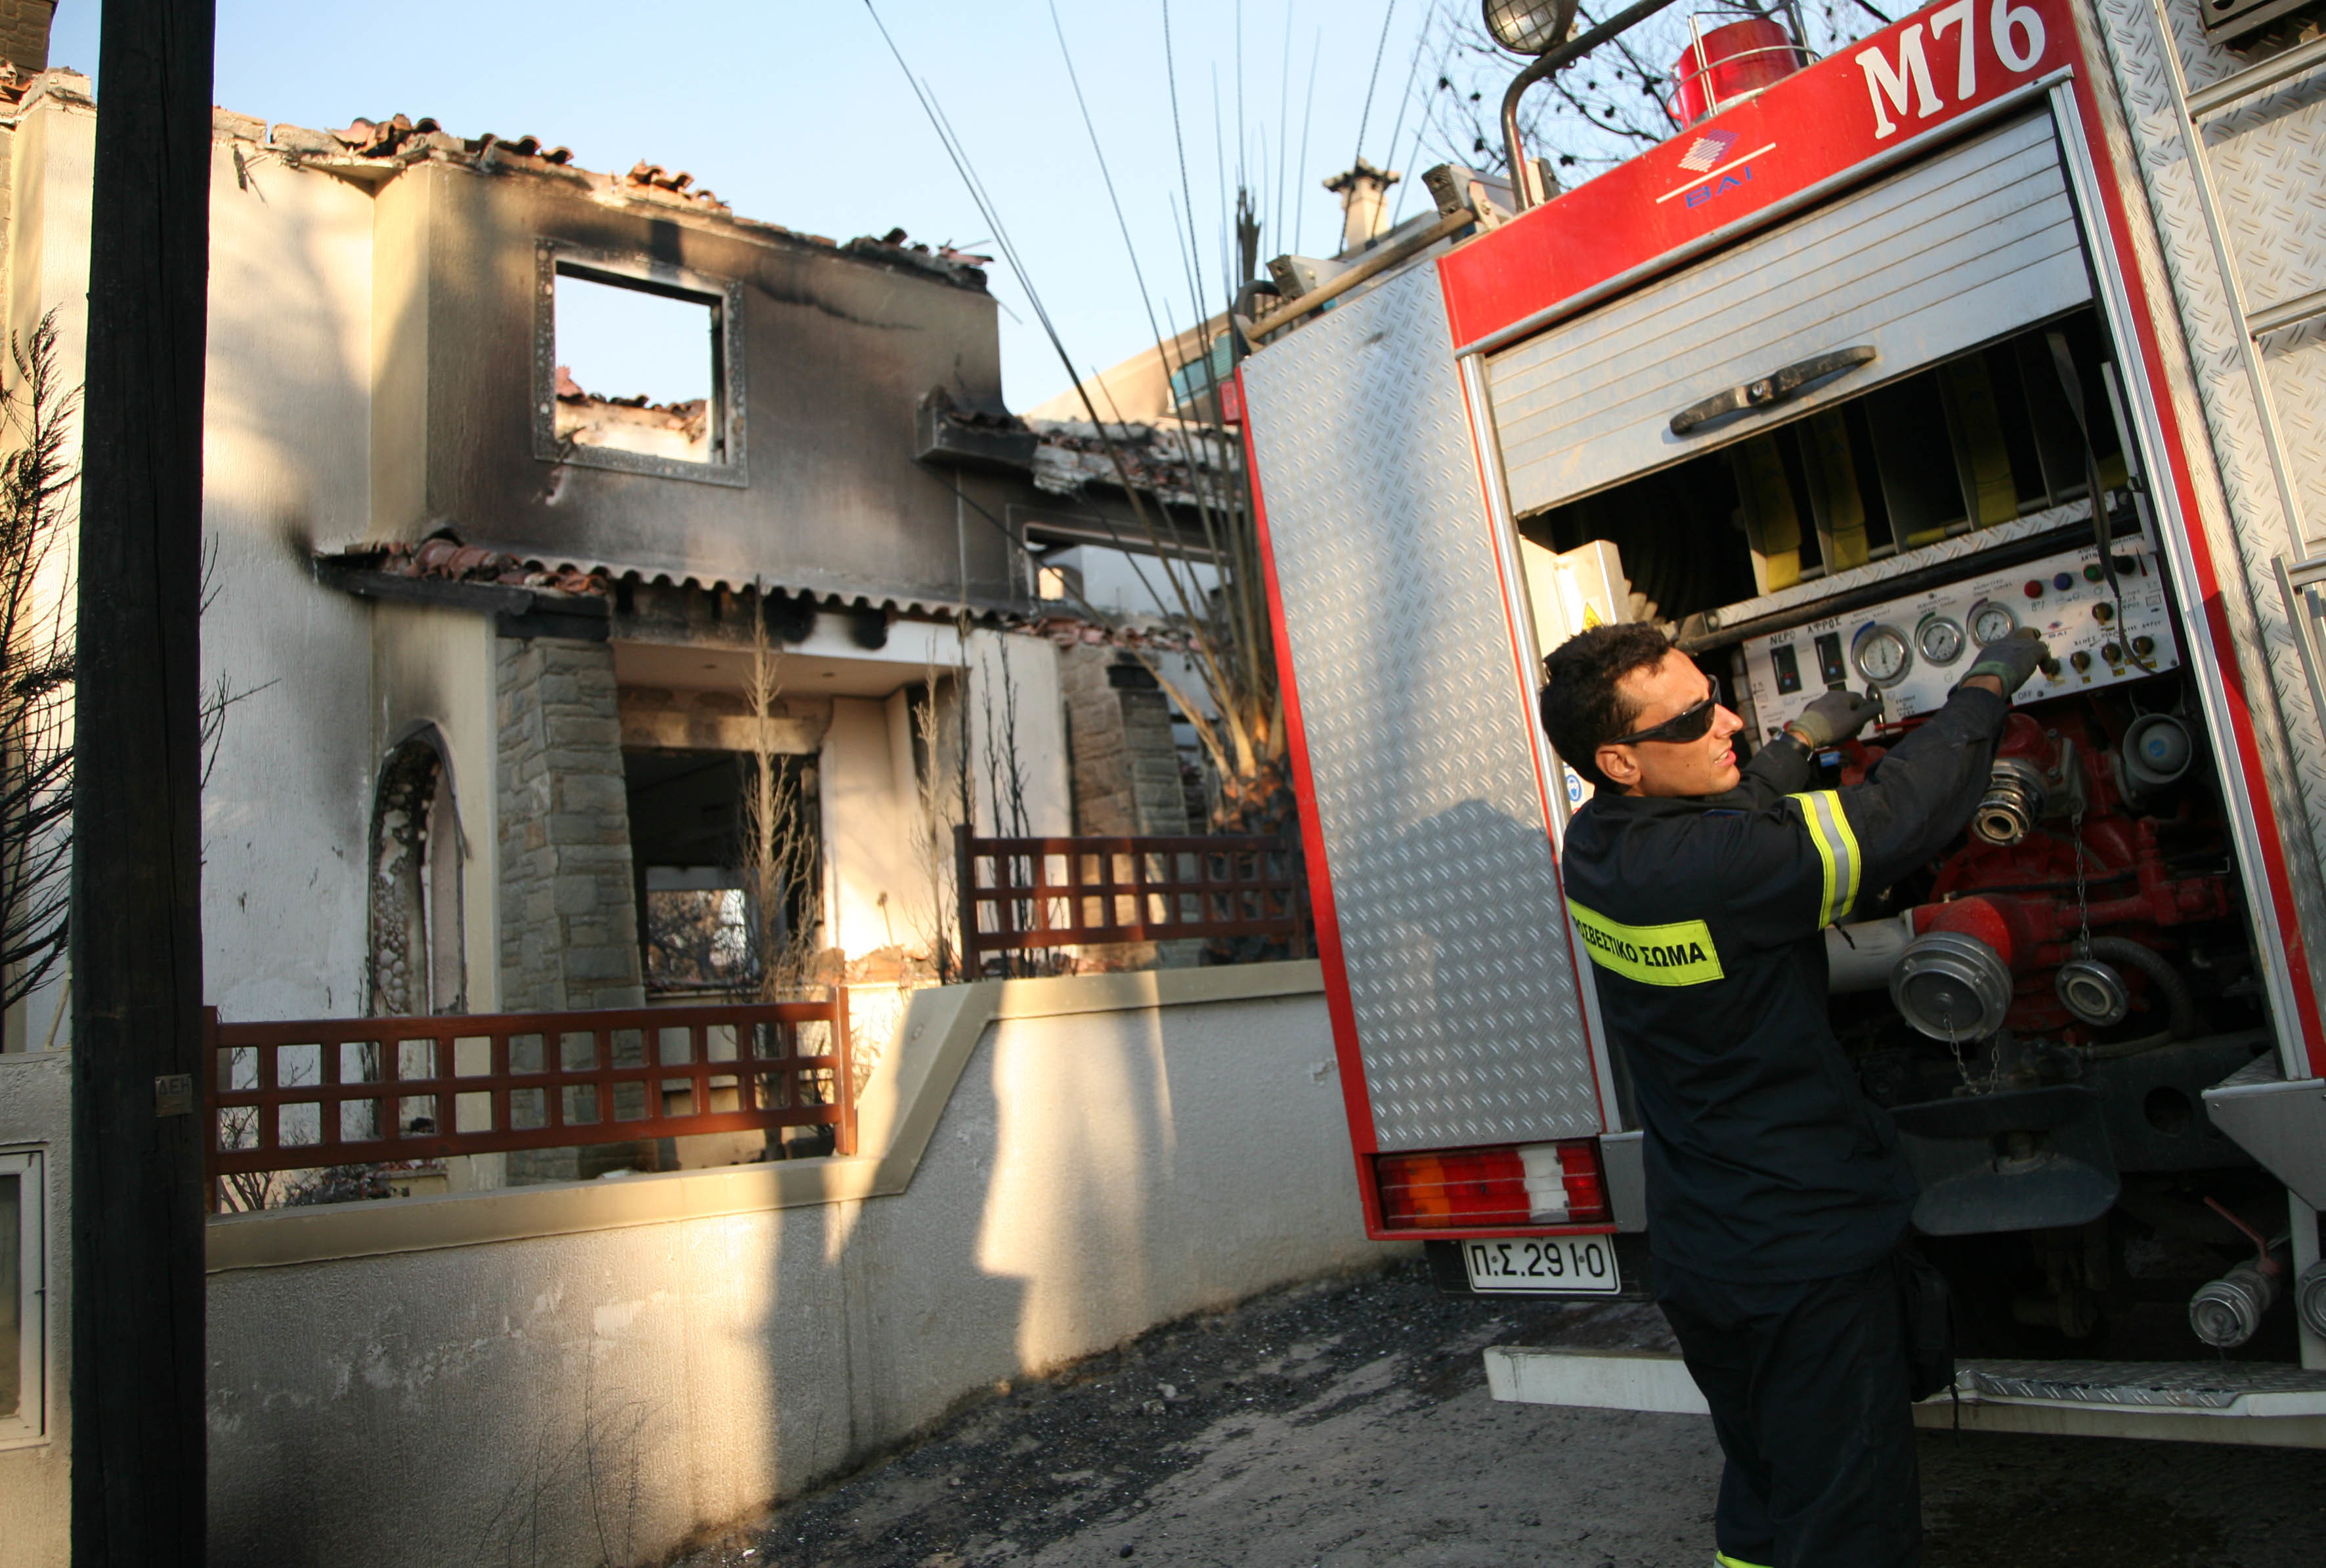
[0,0,54,77]
[1322,158,1400,255]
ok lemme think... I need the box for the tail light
[1375,1139,1610,1231]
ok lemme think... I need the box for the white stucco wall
[962,627,1070,841]
[370,602,499,1010]
[804,619,1070,964]
[203,969,1384,1568]
[0,1048,69,1568]
[3,81,92,1055]
[822,692,918,958]
[199,135,377,1023]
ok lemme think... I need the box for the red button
[2023,580,2043,598]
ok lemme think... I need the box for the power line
[1161,0,1213,325]
[1274,1,1294,256]
[1375,0,1439,228]
[1294,30,1321,253]
[1351,0,1400,167]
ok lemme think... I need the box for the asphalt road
[679,1261,2325,1568]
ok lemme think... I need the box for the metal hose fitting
[1889,929,2014,1042]
[2056,956,2131,1027]
[2190,1261,2279,1349]
[2299,1260,2326,1344]
[1971,757,2048,846]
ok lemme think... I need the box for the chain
[2072,795,2092,956]
[1945,1021,1979,1093]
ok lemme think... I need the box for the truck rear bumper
[1482,1346,2326,1447]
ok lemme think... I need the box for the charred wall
[367,160,1031,609]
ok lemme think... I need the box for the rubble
[554,364,712,461]
[197,106,984,289]
[1025,419,1238,507]
[320,532,607,597]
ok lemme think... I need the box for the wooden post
[70,3,216,1563]
[955,821,979,979]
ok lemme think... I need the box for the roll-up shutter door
[1487,110,2091,519]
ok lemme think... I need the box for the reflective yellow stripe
[1789,788,1861,926]
[1715,1555,1774,1568]
[1567,899,1725,986]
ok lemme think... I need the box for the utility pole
[70,2,216,1563]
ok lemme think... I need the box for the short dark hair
[1538,623,1677,790]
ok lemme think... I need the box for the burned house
[0,64,1222,1160]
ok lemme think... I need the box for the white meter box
[1740,539,2180,740]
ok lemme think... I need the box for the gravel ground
[678,1261,2326,1568]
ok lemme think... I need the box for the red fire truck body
[1240,0,2326,1436]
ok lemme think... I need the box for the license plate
[1461,1235,1622,1294]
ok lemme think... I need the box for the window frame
[532,240,749,488]
[0,1145,47,1449]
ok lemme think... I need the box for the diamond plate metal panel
[2264,318,2326,541]
[2203,85,2326,329]
[2082,0,2326,1025]
[1241,268,1601,1151]
[1962,1359,2326,1407]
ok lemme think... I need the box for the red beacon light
[1375,1139,1610,1231]
[1668,15,1805,126]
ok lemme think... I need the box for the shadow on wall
[200,974,1369,1568]
[976,1005,1169,1372]
[203,1051,1027,1568]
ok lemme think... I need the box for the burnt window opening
[368,733,466,1019]
[532,242,747,487]
[624,749,822,993]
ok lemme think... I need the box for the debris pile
[323,534,607,597]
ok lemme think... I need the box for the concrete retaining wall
[202,963,1387,1567]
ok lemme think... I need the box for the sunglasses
[1606,674,1725,748]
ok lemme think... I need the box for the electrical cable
[1352,0,1401,167]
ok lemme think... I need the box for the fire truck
[1239,0,2326,1441]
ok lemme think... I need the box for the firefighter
[1538,620,2050,1568]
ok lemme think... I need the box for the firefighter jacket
[1559,687,2010,1282]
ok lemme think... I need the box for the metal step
[1482,1347,2326,1447]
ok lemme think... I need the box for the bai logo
[1857,0,2048,138]
[1660,127,1777,207]
[1687,166,1753,208]
[1677,129,1738,171]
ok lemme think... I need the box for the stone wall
[0,1,51,77]
[496,635,644,1012]
[496,635,651,1181]
[1060,645,1192,836]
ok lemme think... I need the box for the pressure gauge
[1852,624,1912,687]
[1916,614,1966,666]
[1968,599,2020,645]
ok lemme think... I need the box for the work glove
[1788,687,1885,747]
[1959,627,2054,696]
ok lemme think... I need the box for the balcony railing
[205,994,851,1208]
[955,826,1304,973]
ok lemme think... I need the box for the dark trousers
[1654,1256,1922,1568]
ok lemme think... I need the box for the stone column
[495,635,650,1181]
[1060,645,1193,837]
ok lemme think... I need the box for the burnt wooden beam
[70,2,217,1563]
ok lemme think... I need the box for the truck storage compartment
[1485,112,2091,522]
[1496,258,2294,1359]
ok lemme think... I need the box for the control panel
[1738,538,2180,740]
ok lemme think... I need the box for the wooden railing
[205,994,851,1206]
[955,826,1304,973]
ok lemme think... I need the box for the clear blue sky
[51,1,1473,409]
